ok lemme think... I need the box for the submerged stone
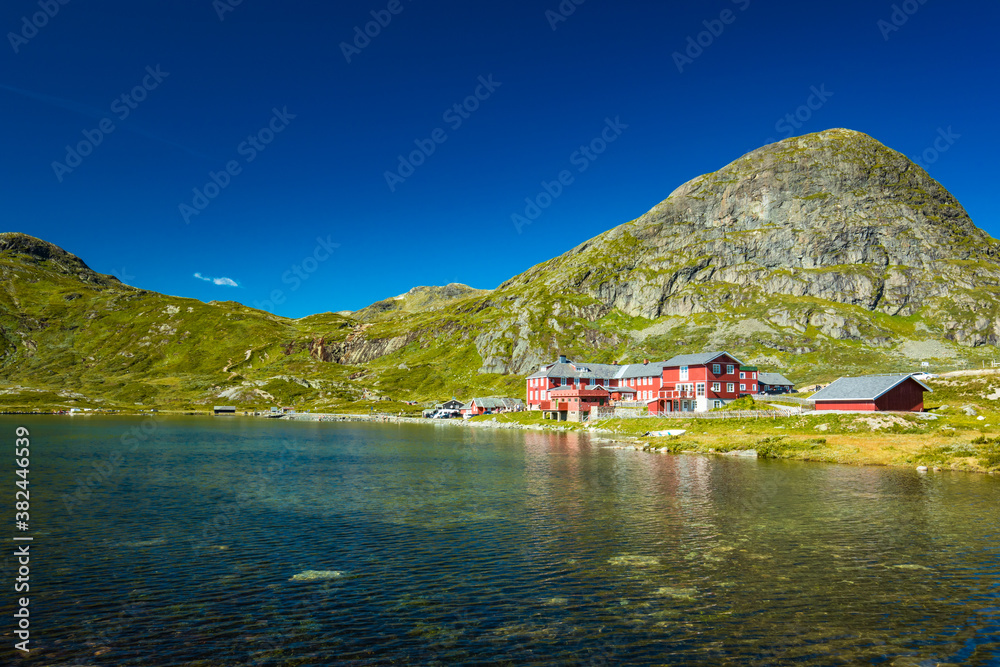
[118,538,166,548]
[608,554,661,567]
[655,586,698,600]
[289,570,344,582]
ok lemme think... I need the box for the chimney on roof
[558,354,568,364]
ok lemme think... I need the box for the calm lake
[3,416,1000,665]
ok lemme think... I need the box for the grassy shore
[471,401,1000,473]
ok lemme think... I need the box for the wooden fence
[654,410,790,420]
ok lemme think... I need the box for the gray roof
[527,361,623,380]
[758,372,794,387]
[810,374,931,402]
[615,361,674,379]
[663,352,745,367]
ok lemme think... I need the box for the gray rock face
[502,129,1000,338]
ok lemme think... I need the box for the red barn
[810,374,932,412]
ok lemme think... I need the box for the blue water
[2,416,999,665]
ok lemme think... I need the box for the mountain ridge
[2,128,998,411]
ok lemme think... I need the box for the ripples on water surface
[3,416,999,665]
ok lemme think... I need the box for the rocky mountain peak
[353,283,491,321]
[0,232,91,269]
[0,232,120,286]
[504,129,998,321]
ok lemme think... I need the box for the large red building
[525,352,767,416]
[810,374,931,412]
[652,352,756,414]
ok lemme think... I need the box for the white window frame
[727,383,735,392]
[680,366,689,381]
[727,365,735,375]
[714,400,723,409]
[711,382,721,392]
[740,372,746,379]
[712,363,720,375]
[561,377,567,387]
[740,384,746,391]
[751,384,757,392]
[696,383,706,397]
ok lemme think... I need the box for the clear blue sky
[2,0,998,317]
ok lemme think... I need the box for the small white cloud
[194,272,239,287]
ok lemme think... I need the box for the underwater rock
[608,554,660,567]
[654,586,698,600]
[117,538,166,548]
[289,570,344,582]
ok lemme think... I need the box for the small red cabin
[810,374,931,412]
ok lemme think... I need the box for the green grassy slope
[1,231,995,413]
